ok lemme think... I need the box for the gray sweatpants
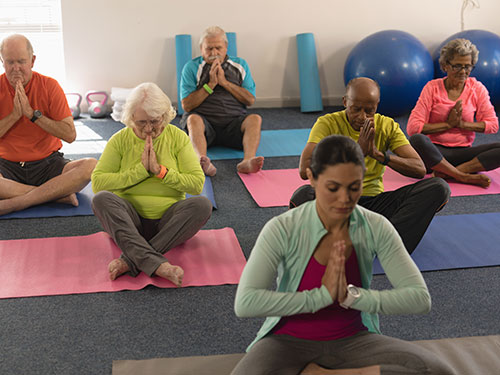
[92,191,212,277]
[231,331,456,375]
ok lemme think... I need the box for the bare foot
[433,171,491,188]
[200,155,217,176]
[459,173,491,188]
[56,193,79,206]
[237,156,264,174]
[108,258,130,280]
[155,261,184,287]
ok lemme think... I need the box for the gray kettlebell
[86,91,109,118]
[65,93,82,119]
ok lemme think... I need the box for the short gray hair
[0,34,34,59]
[439,38,479,72]
[199,26,227,47]
[121,82,176,129]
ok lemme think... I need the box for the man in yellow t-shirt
[291,77,450,254]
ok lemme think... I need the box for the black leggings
[410,134,500,173]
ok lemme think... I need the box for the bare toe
[200,156,217,176]
[237,156,264,174]
[108,258,130,281]
[155,262,184,287]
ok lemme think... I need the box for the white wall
[60,0,499,109]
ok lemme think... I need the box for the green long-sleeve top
[234,200,431,351]
[91,124,204,219]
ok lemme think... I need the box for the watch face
[34,110,42,118]
[348,285,360,297]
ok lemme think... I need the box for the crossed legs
[0,157,97,215]
[409,134,500,188]
[231,332,455,375]
[186,113,264,175]
[92,191,212,286]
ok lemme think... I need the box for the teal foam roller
[226,32,237,57]
[296,33,323,112]
[175,34,192,115]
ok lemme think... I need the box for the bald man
[291,77,450,254]
[0,34,97,215]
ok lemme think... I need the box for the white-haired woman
[91,82,212,286]
[407,38,500,188]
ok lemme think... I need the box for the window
[0,0,65,85]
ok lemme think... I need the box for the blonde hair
[121,83,176,128]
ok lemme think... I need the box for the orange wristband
[155,165,167,179]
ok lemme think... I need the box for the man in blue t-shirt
[180,26,263,176]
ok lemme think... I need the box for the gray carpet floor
[0,108,499,374]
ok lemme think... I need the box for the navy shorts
[0,151,70,186]
[180,112,246,150]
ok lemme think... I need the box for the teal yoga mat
[0,178,216,219]
[373,213,500,274]
[207,129,310,160]
[175,34,192,115]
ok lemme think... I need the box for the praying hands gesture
[141,135,161,175]
[321,240,348,304]
[447,100,463,128]
[357,118,382,159]
[15,81,35,119]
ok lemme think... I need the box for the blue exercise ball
[344,30,434,117]
[433,29,500,108]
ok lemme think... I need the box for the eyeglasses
[447,62,474,73]
[134,117,163,127]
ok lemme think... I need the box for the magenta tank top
[273,249,367,341]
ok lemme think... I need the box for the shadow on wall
[280,36,301,105]
[156,36,178,106]
[322,42,357,105]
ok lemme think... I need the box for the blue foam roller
[226,32,237,57]
[175,34,192,115]
[296,33,323,113]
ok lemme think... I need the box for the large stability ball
[344,30,434,117]
[434,30,500,108]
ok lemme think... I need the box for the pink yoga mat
[238,169,308,207]
[0,229,245,299]
[383,167,500,196]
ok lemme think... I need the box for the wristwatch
[30,110,42,123]
[340,284,361,309]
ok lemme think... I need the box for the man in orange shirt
[0,34,97,215]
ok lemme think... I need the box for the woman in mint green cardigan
[232,135,453,375]
[91,83,212,286]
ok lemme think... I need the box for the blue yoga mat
[187,176,217,209]
[175,34,192,116]
[226,32,237,58]
[373,213,500,274]
[0,182,94,219]
[296,33,323,113]
[0,178,217,219]
[207,128,310,160]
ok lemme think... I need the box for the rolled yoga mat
[296,33,323,113]
[226,32,237,57]
[0,228,245,299]
[175,34,192,115]
[112,335,500,375]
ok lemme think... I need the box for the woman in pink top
[407,38,500,188]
